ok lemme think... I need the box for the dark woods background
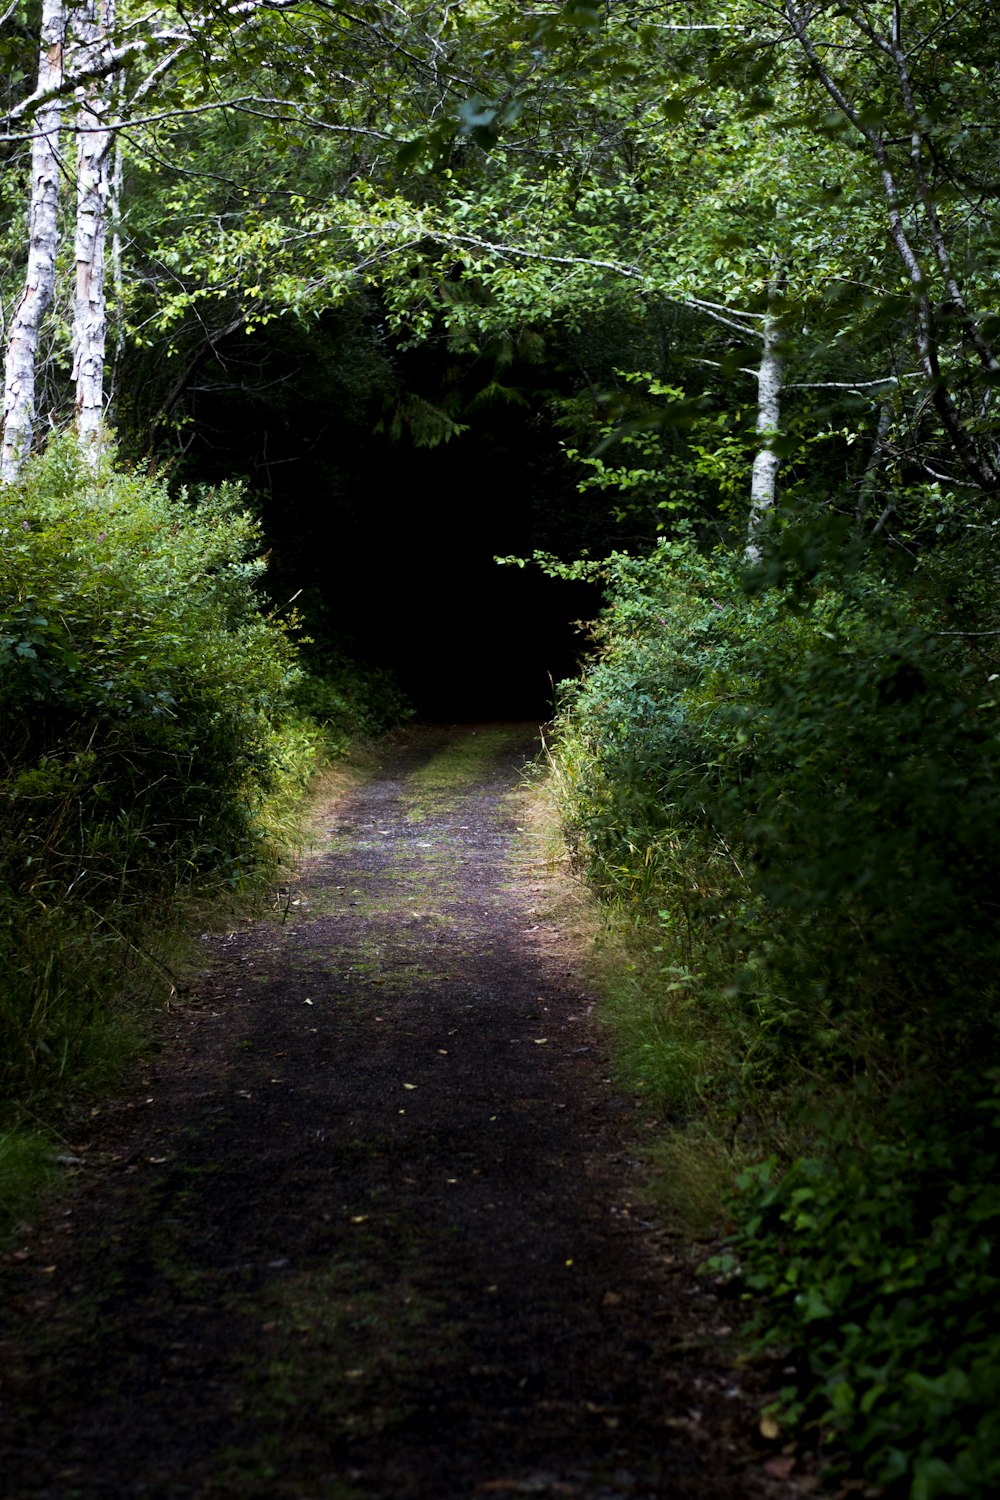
[143,306,601,720]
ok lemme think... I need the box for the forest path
[0,724,793,1500]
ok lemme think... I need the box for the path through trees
[0,725,798,1499]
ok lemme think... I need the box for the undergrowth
[545,532,1000,1497]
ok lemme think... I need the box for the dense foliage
[548,526,1000,1494]
[0,442,292,1101]
[736,1086,1000,1499]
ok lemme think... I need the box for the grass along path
[0,724,802,1499]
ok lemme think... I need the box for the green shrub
[0,438,301,1105]
[549,530,1000,1493]
[291,654,413,744]
[731,1078,1000,1498]
[553,537,1000,1079]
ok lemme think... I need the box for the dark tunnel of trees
[158,313,603,720]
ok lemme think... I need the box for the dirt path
[0,725,797,1500]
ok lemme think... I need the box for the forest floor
[0,723,813,1500]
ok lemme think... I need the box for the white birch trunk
[107,119,126,405]
[1,0,66,483]
[744,308,784,565]
[72,0,114,455]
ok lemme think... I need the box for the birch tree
[1,0,333,472]
[71,0,114,452]
[745,287,786,565]
[1,0,65,482]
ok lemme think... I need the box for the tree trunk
[72,0,114,455]
[858,394,894,527]
[106,115,126,413]
[745,306,784,565]
[1,0,66,483]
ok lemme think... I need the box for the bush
[291,654,413,746]
[0,439,302,1105]
[731,1078,1000,1499]
[549,531,1000,1493]
[554,537,1000,1081]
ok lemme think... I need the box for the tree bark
[857,393,894,527]
[72,0,114,454]
[745,304,784,565]
[1,0,66,483]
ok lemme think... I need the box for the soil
[0,724,810,1500]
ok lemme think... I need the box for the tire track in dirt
[0,724,799,1500]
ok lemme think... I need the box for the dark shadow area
[300,438,598,720]
[162,313,602,719]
